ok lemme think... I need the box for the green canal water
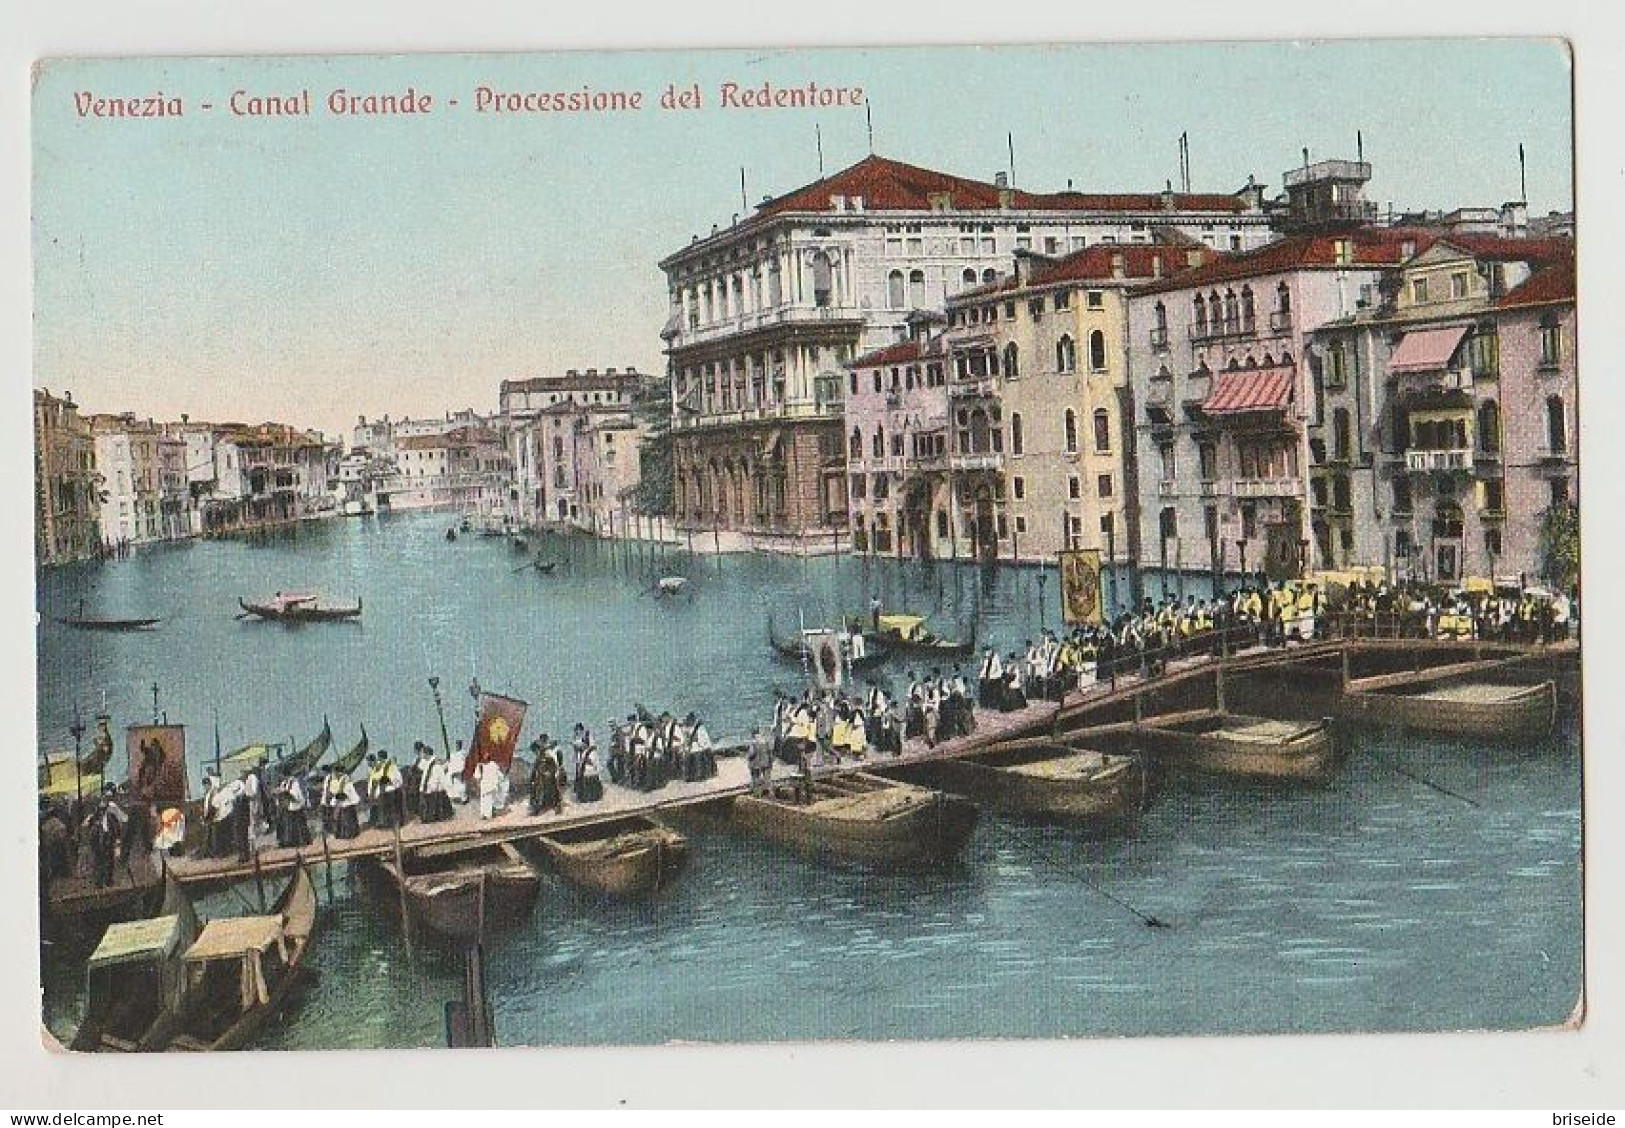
[36,510,1582,1047]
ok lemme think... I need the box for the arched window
[1155,301,1168,331]
[961,267,977,288]
[849,426,862,459]
[1332,407,1352,461]
[908,269,927,308]
[982,268,998,284]
[1241,286,1256,332]
[1056,334,1076,373]
[1088,329,1107,371]
[1193,294,1207,334]
[872,425,885,459]
[1277,281,1291,316]
[886,270,905,310]
[1478,401,1501,454]
[1063,409,1079,454]
[1547,396,1567,453]
[1223,289,1239,333]
[1003,342,1019,378]
[1010,412,1024,456]
[1092,409,1110,452]
[767,259,782,305]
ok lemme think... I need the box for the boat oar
[1377,759,1482,808]
[995,822,1170,929]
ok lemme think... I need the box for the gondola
[270,720,333,782]
[766,615,887,671]
[157,866,318,1052]
[445,528,458,542]
[732,772,978,867]
[330,727,370,775]
[363,839,540,942]
[238,593,362,623]
[531,815,689,898]
[859,613,977,660]
[656,576,687,596]
[54,615,162,632]
[70,878,198,1052]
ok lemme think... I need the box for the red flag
[464,693,527,781]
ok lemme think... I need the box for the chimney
[1152,254,1164,279]
[994,171,1009,189]
[1162,180,1175,211]
[1111,252,1126,280]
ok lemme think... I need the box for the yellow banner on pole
[1058,548,1104,625]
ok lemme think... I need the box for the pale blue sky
[32,40,1573,437]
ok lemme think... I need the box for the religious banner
[463,692,528,780]
[1058,548,1104,626]
[126,724,188,804]
[805,629,843,691]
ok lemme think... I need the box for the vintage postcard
[32,40,1579,1055]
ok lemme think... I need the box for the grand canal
[36,510,1582,1047]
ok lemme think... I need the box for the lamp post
[429,676,452,759]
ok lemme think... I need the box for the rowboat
[70,880,198,1052]
[158,866,317,1052]
[237,593,362,623]
[656,576,687,595]
[766,616,887,671]
[532,815,689,898]
[364,839,540,942]
[1341,677,1557,739]
[860,613,976,660]
[903,744,1147,826]
[732,772,978,867]
[54,615,162,631]
[1131,709,1338,784]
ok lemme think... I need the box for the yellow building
[941,242,1215,565]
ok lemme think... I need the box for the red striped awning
[1202,366,1295,415]
[1389,324,1469,373]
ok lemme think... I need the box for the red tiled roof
[1203,366,1295,415]
[1438,234,1573,266]
[1132,228,1443,296]
[1495,256,1576,310]
[851,339,927,368]
[955,244,1220,302]
[756,155,1247,219]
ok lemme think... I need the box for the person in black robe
[574,745,604,803]
[232,787,252,862]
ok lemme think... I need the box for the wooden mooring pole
[392,818,414,961]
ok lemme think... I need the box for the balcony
[951,376,997,400]
[1157,479,1178,497]
[1198,479,1229,498]
[1148,327,1169,351]
[1268,309,1293,333]
[669,303,866,347]
[1233,476,1303,499]
[1404,449,1471,473]
[950,451,1004,473]
[1189,322,1256,344]
[671,398,841,431]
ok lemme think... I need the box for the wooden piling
[391,818,414,961]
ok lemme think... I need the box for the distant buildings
[384,426,510,513]
[176,421,338,534]
[499,368,653,529]
[33,389,100,565]
[87,413,189,546]
[660,154,1275,550]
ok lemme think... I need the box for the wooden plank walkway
[53,635,1576,899]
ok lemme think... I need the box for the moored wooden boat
[1341,677,1556,738]
[1132,709,1338,783]
[70,880,198,1052]
[905,744,1147,826]
[366,839,540,942]
[533,815,689,898]
[859,613,976,660]
[237,593,362,622]
[732,772,978,866]
[160,866,317,1052]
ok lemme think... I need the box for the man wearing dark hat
[405,742,434,821]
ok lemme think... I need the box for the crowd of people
[1337,580,1576,643]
